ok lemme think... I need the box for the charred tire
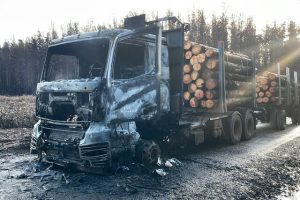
[276,109,286,130]
[270,109,278,130]
[242,110,255,141]
[224,112,242,145]
[135,140,161,165]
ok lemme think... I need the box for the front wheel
[135,140,161,165]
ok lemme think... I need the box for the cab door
[106,25,165,123]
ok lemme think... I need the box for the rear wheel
[276,109,286,130]
[270,109,278,129]
[292,110,298,125]
[224,112,242,145]
[242,110,255,140]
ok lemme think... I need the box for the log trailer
[254,65,300,129]
[29,14,292,173]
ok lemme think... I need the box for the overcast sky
[1,0,300,43]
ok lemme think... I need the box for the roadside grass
[0,95,37,129]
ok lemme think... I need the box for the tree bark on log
[225,61,254,75]
[225,72,252,82]
[226,80,253,89]
[226,97,252,107]
[227,90,251,98]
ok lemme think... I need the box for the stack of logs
[183,41,254,110]
[256,71,286,104]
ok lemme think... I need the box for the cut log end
[192,44,201,55]
[185,51,192,60]
[256,97,263,104]
[258,91,265,98]
[206,59,217,70]
[200,100,206,108]
[262,97,269,103]
[183,64,191,73]
[194,89,204,100]
[205,48,214,58]
[188,83,197,93]
[183,74,192,85]
[206,100,215,109]
[184,41,192,50]
[193,63,201,72]
[271,81,277,87]
[195,78,205,88]
[191,71,200,81]
[197,53,206,63]
[205,90,217,100]
[189,97,199,108]
[190,56,198,65]
[183,91,191,101]
[205,78,217,90]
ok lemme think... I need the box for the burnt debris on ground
[1,127,300,199]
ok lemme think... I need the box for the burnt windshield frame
[42,38,110,81]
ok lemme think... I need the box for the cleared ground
[0,123,300,199]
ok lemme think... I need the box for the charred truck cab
[31,15,176,172]
[31,15,256,172]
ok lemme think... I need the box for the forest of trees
[0,10,299,95]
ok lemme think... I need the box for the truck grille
[79,143,110,168]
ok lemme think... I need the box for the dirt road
[1,122,300,199]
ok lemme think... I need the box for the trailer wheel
[224,112,242,145]
[270,109,278,129]
[276,109,286,130]
[242,110,255,140]
[292,110,298,125]
[297,109,300,124]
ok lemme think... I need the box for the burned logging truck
[30,15,258,172]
